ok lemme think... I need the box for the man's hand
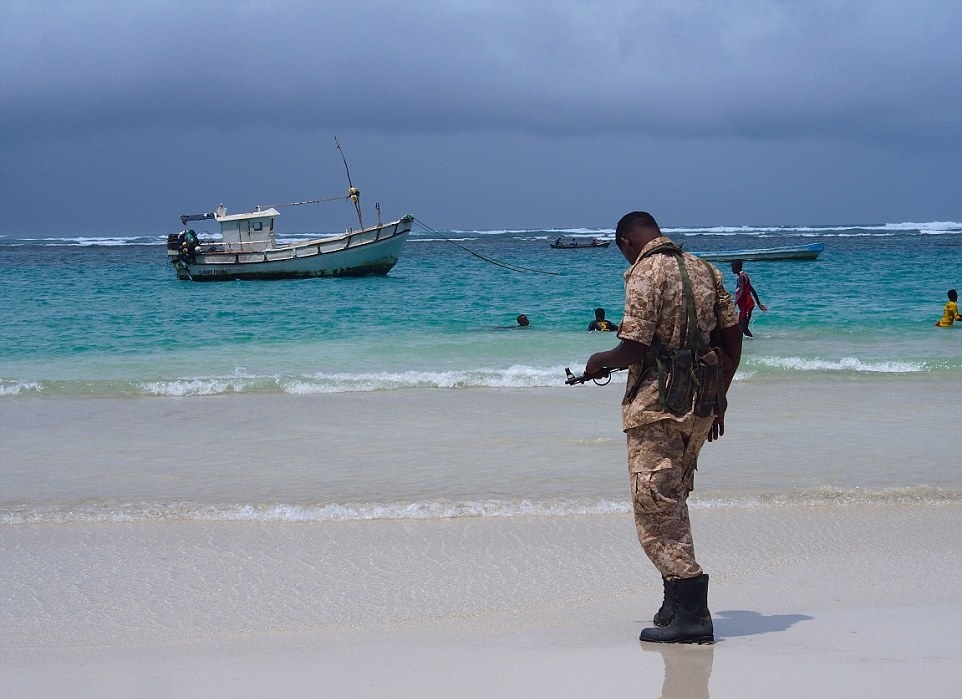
[585,340,648,377]
[585,352,608,377]
[707,412,725,442]
[581,366,610,382]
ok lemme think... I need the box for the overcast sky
[1,0,960,236]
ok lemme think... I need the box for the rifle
[564,367,624,386]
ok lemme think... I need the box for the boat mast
[335,137,363,230]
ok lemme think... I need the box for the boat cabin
[215,207,280,252]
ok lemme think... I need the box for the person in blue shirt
[587,307,618,332]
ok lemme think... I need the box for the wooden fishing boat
[166,140,413,281]
[692,242,824,262]
[167,206,413,281]
[549,238,611,249]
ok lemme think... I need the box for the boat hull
[693,242,824,262]
[548,241,611,249]
[171,216,413,281]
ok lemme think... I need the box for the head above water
[949,289,959,302]
[594,307,606,320]
[731,259,744,273]
[516,314,529,327]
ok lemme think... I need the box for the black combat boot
[639,573,714,644]
[653,577,677,626]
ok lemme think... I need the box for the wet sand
[2,377,961,698]
[2,504,961,698]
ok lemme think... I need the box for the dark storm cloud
[0,1,960,231]
[4,1,959,141]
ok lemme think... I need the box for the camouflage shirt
[617,236,738,430]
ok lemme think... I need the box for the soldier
[581,211,742,644]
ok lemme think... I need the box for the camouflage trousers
[626,413,714,580]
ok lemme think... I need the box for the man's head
[516,314,529,327]
[594,307,605,320]
[614,211,661,263]
[731,259,744,273]
[949,289,958,302]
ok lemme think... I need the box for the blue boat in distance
[692,241,824,262]
[549,237,611,249]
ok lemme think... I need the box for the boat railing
[343,219,406,248]
[174,216,409,265]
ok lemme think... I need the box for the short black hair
[594,307,605,319]
[615,211,660,243]
[949,289,958,302]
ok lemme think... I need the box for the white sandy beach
[3,506,960,698]
[2,377,961,698]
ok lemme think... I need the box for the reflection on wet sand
[641,643,714,699]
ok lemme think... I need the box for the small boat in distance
[692,242,824,262]
[549,237,611,249]
[167,140,413,281]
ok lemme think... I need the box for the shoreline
[3,374,961,697]
[3,504,961,698]
[2,375,960,511]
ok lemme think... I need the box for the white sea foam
[26,235,160,246]
[669,226,770,235]
[0,499,633,524]
[0,380,43,396]
[138,378,245,396]
[917,227,962,235]
[2,222,955,248]
[750,355,925,373]
[4,487,958,525]
[691,485,962,508]
[669,221,961,237]
[284,365,618,394]
[2,354,940,399]
[60,237,144,246]
[882,221,961,232]
[128,366,595,397]
[407,236,476,242]
[5,354,935,399]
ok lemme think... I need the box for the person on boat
[731,259,767,337]
[935,289,961,327]
[555,236,563,246]
[587,307,619,332]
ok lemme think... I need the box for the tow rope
[413,218,560,275]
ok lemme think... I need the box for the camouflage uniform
[617,237,738,580]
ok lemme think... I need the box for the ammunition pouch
[658,348,694,416]
[655,346,724,418]
[694,347,726,418]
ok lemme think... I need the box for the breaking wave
[748,356,926,374]
[1,365,628,398]
[3,352,950,398]
[3,487,959,525]
[0,221,957,248]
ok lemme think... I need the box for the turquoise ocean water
[1,220,960,397]
[1,220,960,525]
